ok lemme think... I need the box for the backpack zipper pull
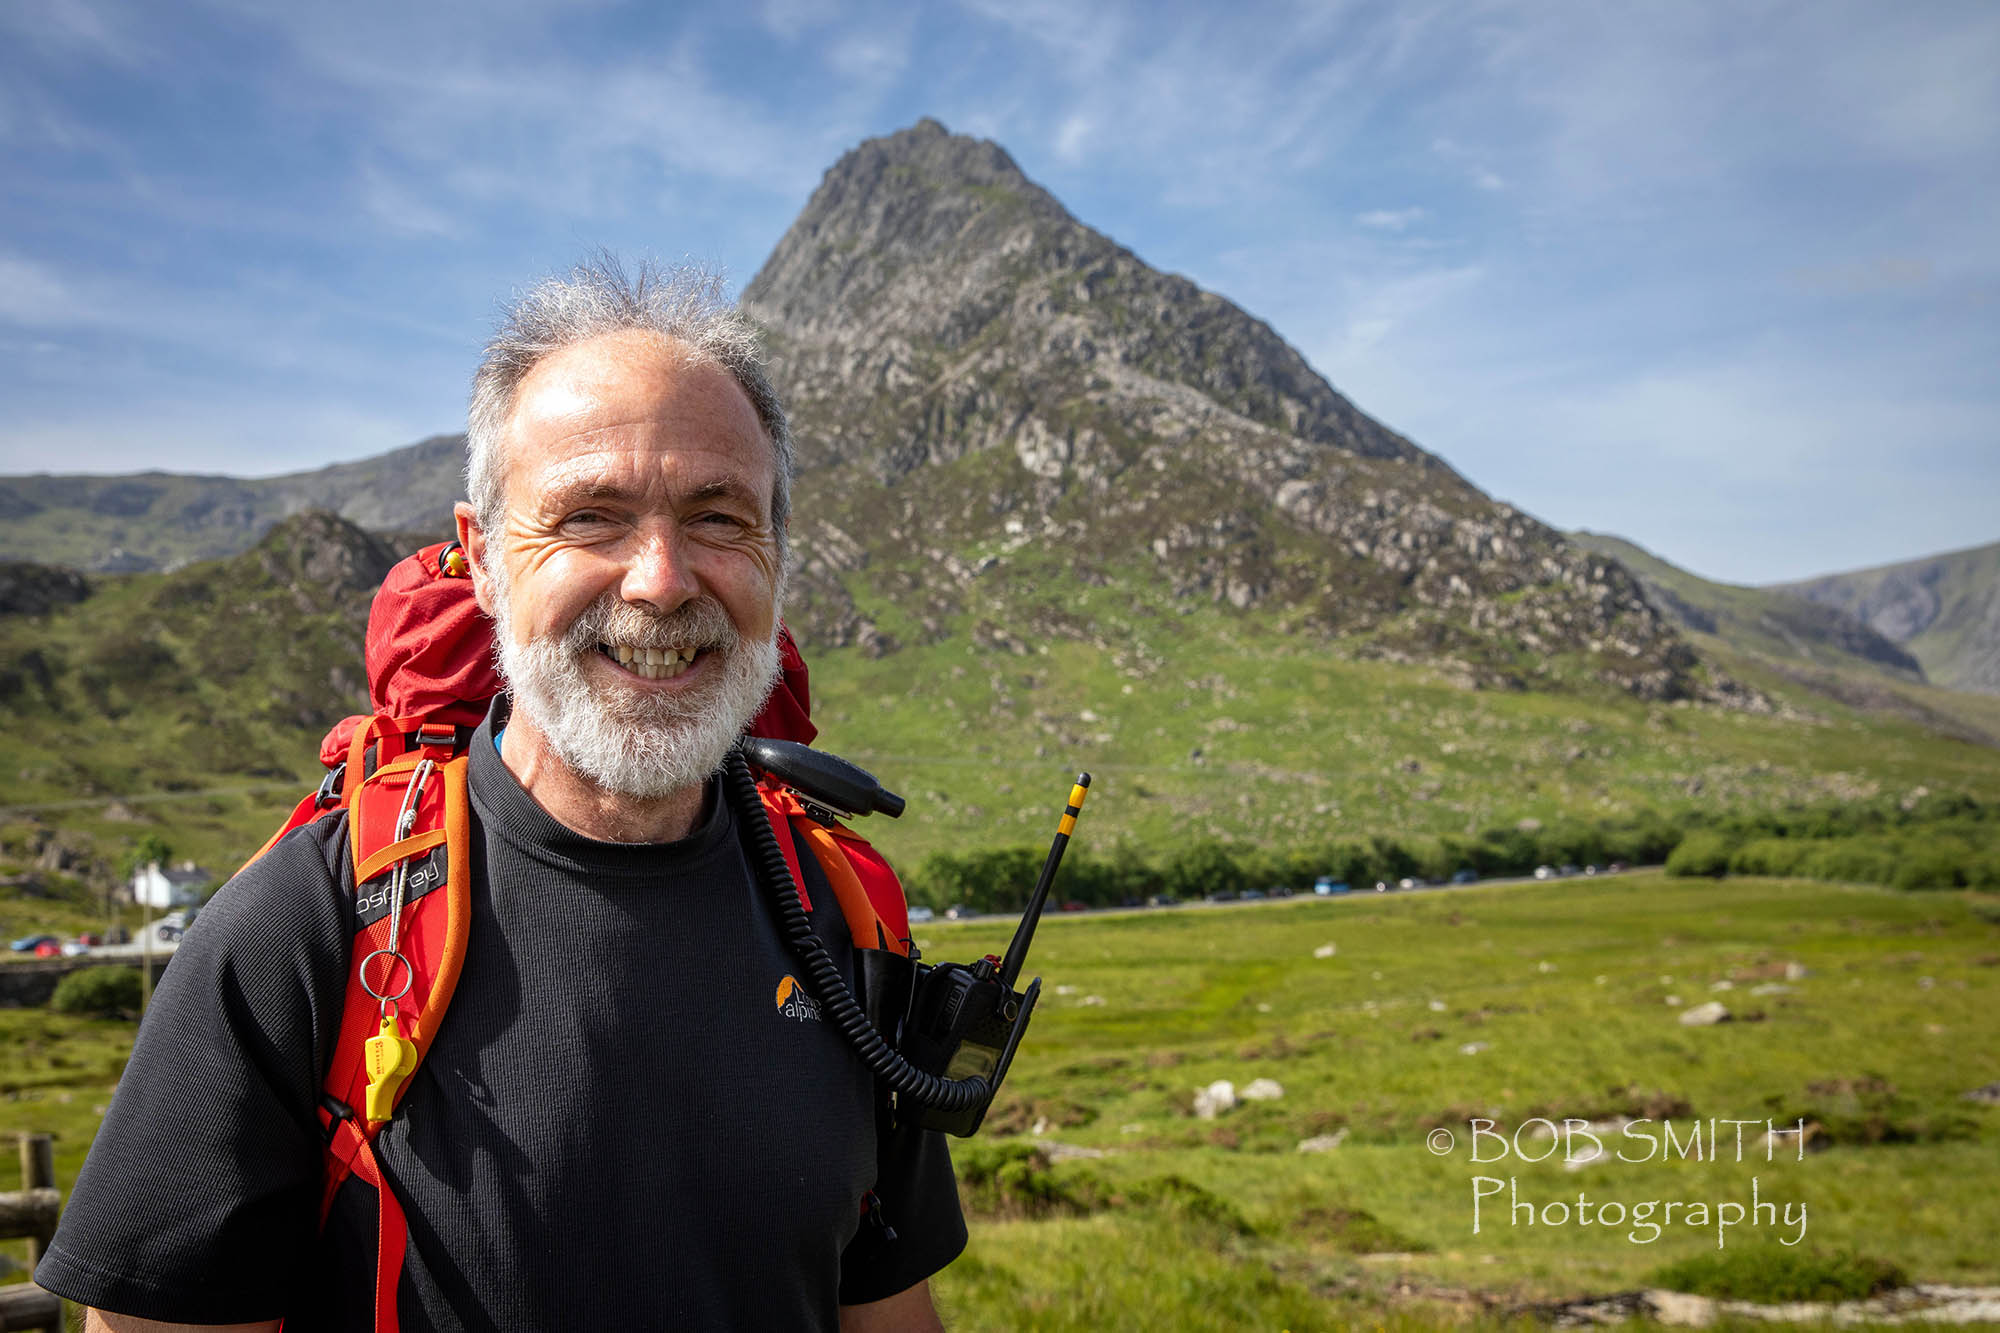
[862,1188,898,1243]
[363,1006,419,1125]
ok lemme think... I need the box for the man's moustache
[561,596,737,654]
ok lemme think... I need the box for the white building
[130,860,210,909]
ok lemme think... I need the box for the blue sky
[2,0,1994,585]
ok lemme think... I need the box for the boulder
[1679,1001,1731,1027]
[1193,1080,1237,1119]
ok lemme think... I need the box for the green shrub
[1796,838,1900,886]
[1665,830,1735,877]
[1290,1202,1430,1254]
[1167,840,1244,901]
[1728,837,1810,878]
[1123,1174,1257,1235]
[50,966,144,1018]
[952,1142,1106,1218]
[1891,842,1970,891]
[1650,1247,1905,1303]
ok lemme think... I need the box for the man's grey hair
[466,255,793,555]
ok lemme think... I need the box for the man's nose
[619,526,699,612]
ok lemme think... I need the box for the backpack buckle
[316,762,347,810]
[416,723,459,751]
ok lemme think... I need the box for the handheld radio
[731,738,1089,1137]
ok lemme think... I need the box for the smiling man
[37,260,964,1331]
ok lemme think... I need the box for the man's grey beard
[487,577,781,802]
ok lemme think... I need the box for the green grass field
[5,871,1996,1327]
[915,872,1999,1328]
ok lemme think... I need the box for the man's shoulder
[198,808,356,946]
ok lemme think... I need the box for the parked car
[1240,889,1266,901]
[906,905,935,924]
[32,940,61,957]
[1397,877,1421,890]
[9,933,59,953]
[1450,869,1478,885]
[1146,894,1180,908]
[944,904,977,920]
[1533,865,1555,880]
[1060,901,1088,912]
[60,939,92,957]
[1313,877,1349,895]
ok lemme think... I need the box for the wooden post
[17,1132,54,1265]
[0,1133,63,1332]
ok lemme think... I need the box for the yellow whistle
[363,1012,418,1124]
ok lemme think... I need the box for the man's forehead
[532,454,765,507]
[501,331,773,491]
[512,330,745,426]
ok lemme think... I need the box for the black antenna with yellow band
[998,773,1090,991]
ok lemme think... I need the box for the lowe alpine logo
[774,974,821,1023]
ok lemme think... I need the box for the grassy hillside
[1567,532,1920,679]
[3,517,1998,925]
[805,578,2000,875]
[0,515,390,915]
[1773,541,2000,696]
[8,872,1995,1326]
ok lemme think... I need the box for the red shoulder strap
[324,742,471,1129]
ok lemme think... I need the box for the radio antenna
[997,773,1091,991]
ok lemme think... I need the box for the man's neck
[498,715,710,844]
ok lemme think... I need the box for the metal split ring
[358,947,415,1004]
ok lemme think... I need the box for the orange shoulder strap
[757,784,910,957]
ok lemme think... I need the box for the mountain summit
[745,120,1703,699]
[744,118,1426,474]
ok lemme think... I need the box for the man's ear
[455,502,497,616]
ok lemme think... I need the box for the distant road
[931,865,1652,925]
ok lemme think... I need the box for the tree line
[903,789,2000,912]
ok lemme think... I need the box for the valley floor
[4,873,1997,1328]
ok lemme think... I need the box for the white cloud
[1357,207,1427,231]
[357,163,462,240]
[0,0,146,66]
[1053,113,1092,163]
[755,0,841,40]
[0,255,79,327]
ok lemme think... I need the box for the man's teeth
[603,644,698,680]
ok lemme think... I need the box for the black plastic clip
[316,762,348,810]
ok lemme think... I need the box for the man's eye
[694,511,744,528]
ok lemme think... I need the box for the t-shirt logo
[774,974,821,1023]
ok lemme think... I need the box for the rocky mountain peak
[250,510,400,601]
[743,119,1428,477]
[740,120,1715,702]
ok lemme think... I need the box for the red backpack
[244,541,911,1332]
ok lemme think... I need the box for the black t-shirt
[38,713,964,1328]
